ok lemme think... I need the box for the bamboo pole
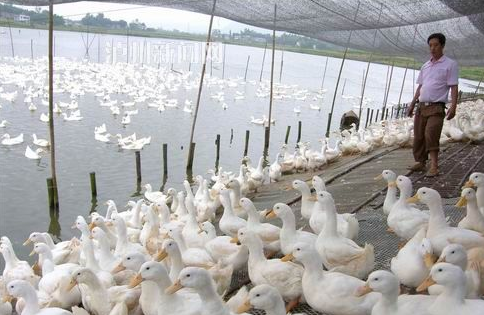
[222,43,226,79]
[341,78,347,95]
[48,1,59,210]
[259,41,268,82]
[474,74,483,96]
[279,49,284,82]
[30,39,33,61]
[126,28,129,63]
[321,57,328,90]
[244,55,250,81]
[284,125,291,144]
[357,3,383,127]
[381,27,402,120]
[7,21,14,57]
[263,3,277,162]
[326,0,361,137]
[186,0,217,170]
[397,62,409,108]
[97,35,101,63]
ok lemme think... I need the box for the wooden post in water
[375,109,380,122]
[297,120,302,143]
[230,128,234,144]
[89,172,97,198]
[48,1,59,211]
[263,3,277,162]
[284,125,291,144]
[186,0,217,171]
[259,41,268,82]
[385,108,389,120]
[369,109,374,125]
[365,108,370,128]
[135,151,142,183]
[243,130,250,157]
[321,57,328,90]
[46,178,54,210]
[215,134,221,170]
[244,55,250,81]
[7,21,14,57]
[162,143,168,175]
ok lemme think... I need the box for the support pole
[381,62,395,120]
[325,0,361,137]
[397,62,410,108]
[243,130,250,157]
[365,108,370,128]
[162,143,168,175]
[263,3,277,162]
[297,121,302,143]
[244,55,250,81]
[341,78,347,95]
[369,109,374,125]
[259,41,268,82]
[474,73,484,96]
[186,0,217,170]
[321,57,328,90]
[97,35,101,63]
[48,1,59,211]
[222,43,226,79]
[279,49,284,82]
[215,134,220,171]
[30,39,34,61]
[126,28,129,64]
[7,21,14,57]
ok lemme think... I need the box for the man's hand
[407,103,415,118]
[446,106,456,120]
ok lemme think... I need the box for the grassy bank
[1,20,483,82]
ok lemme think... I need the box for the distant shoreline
[1,21,483,82]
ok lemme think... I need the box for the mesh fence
[7,0,484,66]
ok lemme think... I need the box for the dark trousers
[413,104,445,163]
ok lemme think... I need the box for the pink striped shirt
[417,55,458,103]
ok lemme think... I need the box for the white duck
[236,284,296,315]
[218,188,247,238]
[281,242,378,315]
[24,145,43,160]
[428,244,481,299]
[266,203,317,255]
[390,228,434,288]
[464,172,484,214]
[0,242,39,287]
[129,261,201,315]
[166,228,215,269]
[5,280,72,315]
[292,179,315,220]
[1,133,23,145]
[388,175,429,240]
[356,270,434,315]
[225,179,248,219]
[199,221,239,263]
[165,267,248,315]
[456,188,484,233]
[143,184,166,203]
[417,262,484,315]
[269,153,282,182]
[315,191,374,279]
[408,187,484,255]
[32,134,49,147]
[375,170,398,215]
[233,229,303,308]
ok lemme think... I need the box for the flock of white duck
[1,148,484,315]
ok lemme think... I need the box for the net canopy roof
[6,0,484,66]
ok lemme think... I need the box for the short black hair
[427,33,446,46]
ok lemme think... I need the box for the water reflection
[89,196,98,214]
[47,206,61,239]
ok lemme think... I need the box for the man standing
[407,33,458,177]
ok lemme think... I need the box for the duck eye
[451,251,455,254]
[438,268,443,272]
[77,272,81,276]
[256,293,260,297]
[374,278,379,281]
[422,191,426,194]
[146,267,150,270]
[186,274,190,277]
[127,257,131,260]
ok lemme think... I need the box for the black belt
[418,102,446,106]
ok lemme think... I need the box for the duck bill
[388,181,397,188]
[281,253,295,262]
[230,237,239,244]
[265,209,277,219]
[198,224,204,234]
[155,250,168,262]
[355,284,373,297]
[165,279,183,294]
[67,279,78,292]
[22,238,32,246]
[307,195,318,202]
[236,299,252,314]
[111,263,126,274]
[406,194,420,204]
[129,273,143,288]
[29,249,36,257]
[416,276,436,292]
[88,222,96,231]
[436,256,446,264]
[455,196,467,208]
[374,174,383,181]
[464,180,475,188]
[424,253,437,268]
[2,295,13,303]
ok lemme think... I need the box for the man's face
[428,38,444,60]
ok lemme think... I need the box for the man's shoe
[407,162,426,172]
[426,168,439,177]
